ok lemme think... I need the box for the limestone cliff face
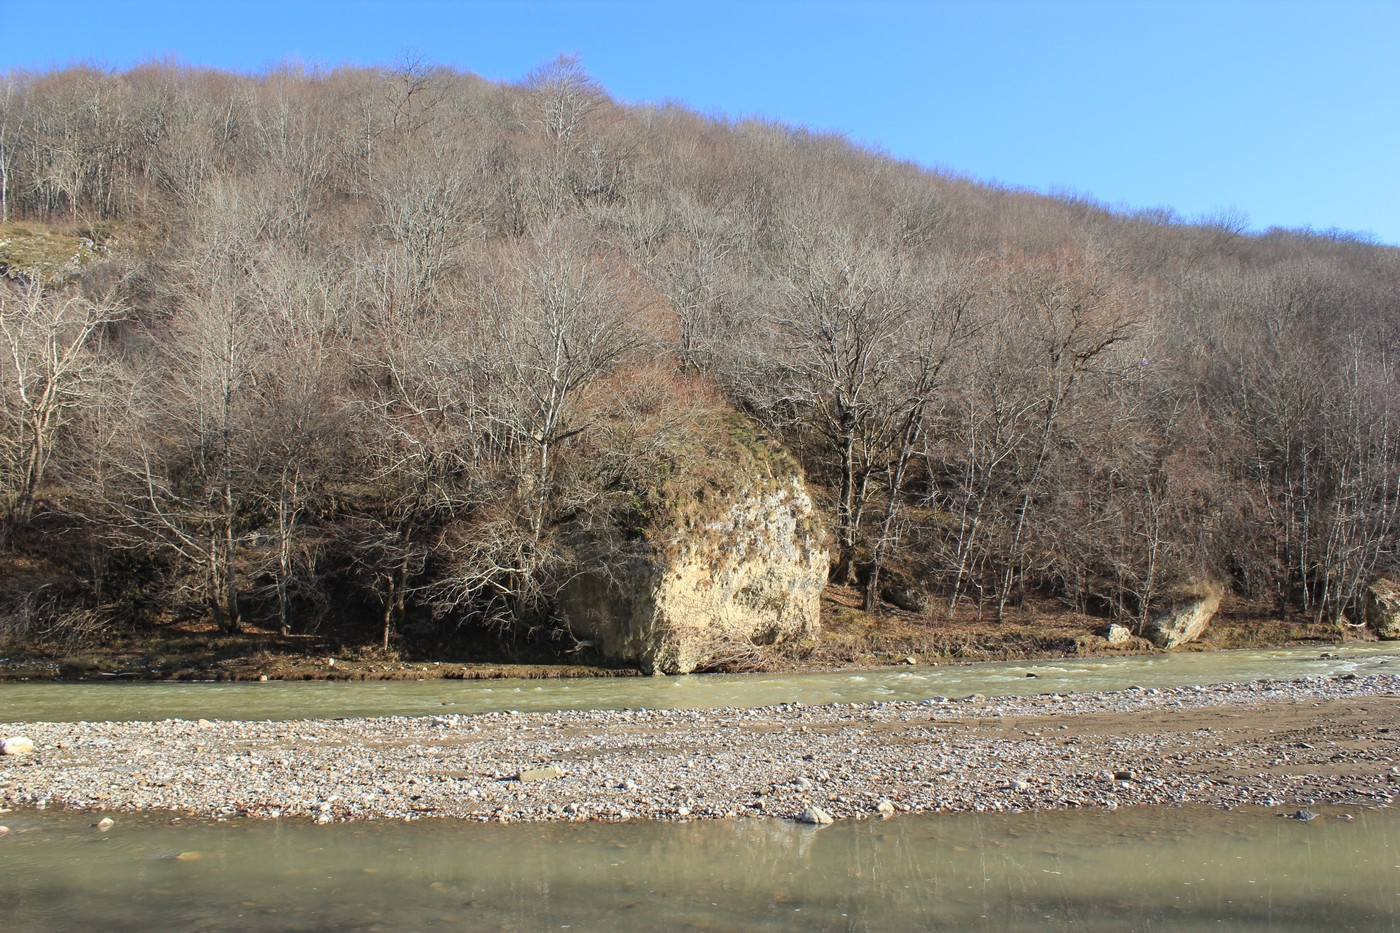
[560,422,827,674]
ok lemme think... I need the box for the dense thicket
[1,59,1396,649]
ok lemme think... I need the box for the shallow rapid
[2,643,1396,724]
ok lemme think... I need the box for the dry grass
[0,221,99,280]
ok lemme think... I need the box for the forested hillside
[1,58,1396,658]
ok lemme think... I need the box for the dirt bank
[0,592,1346,683]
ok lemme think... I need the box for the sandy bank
[2,674,1397,824]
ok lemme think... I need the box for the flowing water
[0,805,1395,931]
[2,644,1397,724]
[4,645,1399,930]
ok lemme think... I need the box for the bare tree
[0,279,125,533]
[106,193,278,633]
[636,194,742,373]
[764,218,912,584]
[242,251,348,635]
[408,224,655,634]
[989,250,1140,620]
[0,76,15,224]
[481,225,647,546]
[518,55,608,220]
[862,260,972,611]
[345,279,490,648]
[368,127,481,314]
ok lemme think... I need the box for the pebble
[1,672,1396,826]
[1,737,35,756]
[518,766,566,782]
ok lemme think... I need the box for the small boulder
[882,586,928,613]
[1105,623,1134,646]
[1,737,34,756]
[1363,579,1400,640]
[797,806,835,825]
[875,799,897,816]
[1144,584,1224,648]
[95,817,114,831]
[517,766,566,782]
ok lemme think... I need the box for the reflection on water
[2,644,1398,724]
[0,806,1395,931]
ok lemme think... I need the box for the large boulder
[1143,583,1224,648]
[1363,578,1400,639]
[560,416,827,674]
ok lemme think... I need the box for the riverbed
[3,648,1400,931]
[4,672,1398,824]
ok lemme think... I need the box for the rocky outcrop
[560,417,827,675]
[1363,579,1400,639]
[1143,583,1224,648]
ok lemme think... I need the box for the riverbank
[3,672,1397,825]
[0,591,1345,683]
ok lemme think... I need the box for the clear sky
[3,0,1397,244]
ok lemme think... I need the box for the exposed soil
[0,588,1353,683]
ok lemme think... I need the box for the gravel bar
[3,674,1398,824]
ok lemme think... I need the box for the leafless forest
[0,59,1396,653]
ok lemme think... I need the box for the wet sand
[3,673,1397,824]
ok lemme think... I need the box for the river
[1,805,1395,931]
[3,644,1399,931]
[2,644,1397,724]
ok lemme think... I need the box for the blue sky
[4,0,1397,244]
